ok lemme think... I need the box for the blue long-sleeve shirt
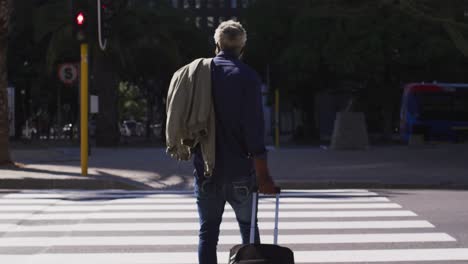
[193,51,266,183]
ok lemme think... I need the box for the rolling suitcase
[229,188,295,264]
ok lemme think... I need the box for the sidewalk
[1,144,468,190]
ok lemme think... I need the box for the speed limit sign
[58,63,79,85]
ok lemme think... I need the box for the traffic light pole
[97,0,107,50]
[80,43,89,176]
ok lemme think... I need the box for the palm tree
[0,0,12,165]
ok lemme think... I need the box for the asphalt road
[387,189,468,248]
[5,144,468,190]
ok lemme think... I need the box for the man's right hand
[254,158,279,194]
[258,176,278,194]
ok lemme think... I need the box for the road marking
[0,233,454,246]
[277,189,372,193]
[0,213,32,219]
[0,189,462,264]
[0,197,391,204]
[2,194,70,199]
[254,197,391,203]
[3,249,468,264]
[0,199,60,204]
[0,220,434,232]
[0,203,402,212]
[256,192,380,197]
[0,205,49,211]
[1,191,379,199]
[1,191,194,199]
[293,248,468,262]
[5,210,416,220]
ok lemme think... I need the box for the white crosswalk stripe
[0,189,465,263]
[0,210,418,220]
[0,202,402,211]
[0,233,455,246]
[0,196,392,204]
[4,249,468,264]
[0,220,435,232]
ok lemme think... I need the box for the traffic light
[100,0,114,39]
[72,0,89,42]
[76,12,85,26]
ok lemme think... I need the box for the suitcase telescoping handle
[249,187,281,245]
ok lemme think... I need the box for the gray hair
[214,20,247,51]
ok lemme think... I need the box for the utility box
[331,112,369,150]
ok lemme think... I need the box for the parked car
[89,119,96,137]
[121,120,138,137]
[135,122,145,137]
[120,123,128,137]
[21,122,37,139]
[150,123,163,138]
[62,123,73,138]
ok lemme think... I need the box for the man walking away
[193,20,278,264]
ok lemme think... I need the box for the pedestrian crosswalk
[0,189,467,263]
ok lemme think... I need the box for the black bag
[228,190,295,264]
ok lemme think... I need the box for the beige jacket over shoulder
[166,58,215,177]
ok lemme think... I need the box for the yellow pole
[80,43,89,176]
[275,89,280,148]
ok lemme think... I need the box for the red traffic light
[76,12,85,25]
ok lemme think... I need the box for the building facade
[168,0,251,29]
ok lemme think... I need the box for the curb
[276,180,468,190]
[0,178,140,190]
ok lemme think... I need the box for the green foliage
[8,0,35,80]
[118,82,147,121]
[246,0,468,93]
[32,0,69,43]
[245,0,468,136]
[112,2,200,82]
[9,0,211,135]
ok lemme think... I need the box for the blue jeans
[195,177,261,264]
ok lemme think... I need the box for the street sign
[90,95,99,113]
[58,63,79,85]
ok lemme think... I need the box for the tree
[399,0,468,57]
[6,0,80,143]
[0,0,12,165]
[245,0,468,140]
[6,0,210,146]
[7,0,36,139]
[93,0,209,145]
